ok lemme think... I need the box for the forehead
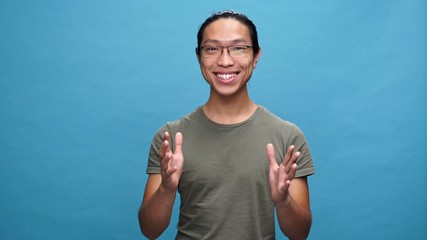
[202,18,251,44]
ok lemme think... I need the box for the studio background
[1,0,426,239]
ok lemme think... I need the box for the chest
[178,128,271,194]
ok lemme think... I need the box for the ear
[253,48,262,69]
[195,47,201,64]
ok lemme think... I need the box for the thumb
[174,132,183,154]
[266,143,278,168]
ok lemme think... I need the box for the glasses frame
[199,45,253,58]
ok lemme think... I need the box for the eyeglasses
[199,45,253,58]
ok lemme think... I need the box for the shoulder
[257,106,299,131]
[151,106,203,141]
[255,106,309,147]
[163,106,203,130]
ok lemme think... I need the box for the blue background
[1,0,426,239]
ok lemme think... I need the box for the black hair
[196,10,260,55]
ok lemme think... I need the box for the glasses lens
[200,45,252,58]
[229,45,249,57]
[202,46,220,58]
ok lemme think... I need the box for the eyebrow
[202,38,248,45]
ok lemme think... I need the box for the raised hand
[267,143,300,203]
[159,132,184,192]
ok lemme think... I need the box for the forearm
[138,185,176,239]
[276,195,312,240]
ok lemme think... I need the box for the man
[138,10,315,240]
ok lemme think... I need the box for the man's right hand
[159,131,184,192]
[138,131,184,239]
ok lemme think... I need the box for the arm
[138,174,176,239]
[138,132,184,239]
[276,177,312,240]
[267,144,312,240]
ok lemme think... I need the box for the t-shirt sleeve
[146,126,167,174]
[288,124,315,178]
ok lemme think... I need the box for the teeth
[217,73,237,79]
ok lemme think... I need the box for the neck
[203,87,258,124]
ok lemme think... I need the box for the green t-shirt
[147,106,315,239]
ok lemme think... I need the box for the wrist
[275,193,292,208]
[158,182,177,195]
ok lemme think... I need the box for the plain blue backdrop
[1,0,426,239]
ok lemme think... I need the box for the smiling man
[138,10,315,240]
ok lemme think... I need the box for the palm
[267,144,299,203]
[160,132,184,191]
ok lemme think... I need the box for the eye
[203,46,220,52]
[230,45,247,51]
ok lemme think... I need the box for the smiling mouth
[215,73,238,80]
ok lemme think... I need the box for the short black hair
[196,10,260,56]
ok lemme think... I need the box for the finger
[164,131,170,140]
[266,143,278,168]
[162,149,180,179]
[159,132,170,159]
[282,180,292,192]
[174,132,183,154]
[284,146,299,172]
[284,152,299,173]
[161,147,172,169]
[283,145,295,165]
[281,164,296,192]
[165,164,177,176]
[286,163,297,181]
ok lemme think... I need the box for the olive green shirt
[147,106,315,239]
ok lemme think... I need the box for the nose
[217,48,234,67]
